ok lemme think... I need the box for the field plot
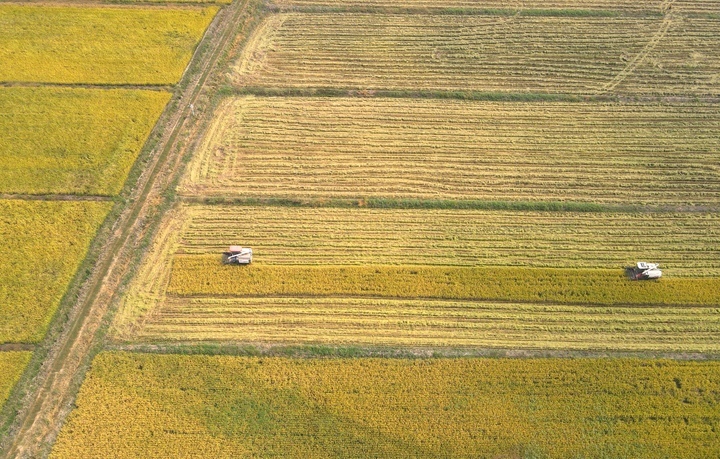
[0,200,111,343]
[137,296,720,351]
[0,87,169,195]
[0,351,31,409]
[172,206,720,274]
[233,13,720,95]
[271,0,719,15]
[52,353,720,458]
[112,204,720,350]
[0,4,218,84]
[168,262,720,305]
[184,97,720,206]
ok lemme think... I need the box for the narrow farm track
[0,1,251,457]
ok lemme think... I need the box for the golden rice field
[172,205,720,274]
[168,261,720,305]
[0,200,111,344]
[0,352,31,410]
[135,296,720,352]
[0,87,169,195]
[111,204,720,350]
[233,12,720,95]
[52,353,720,458]
[271,0,718,15]
[184,97,720,205]
[0,5,218,84]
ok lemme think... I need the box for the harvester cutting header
[223,246,253,265]
[628,262,662,280]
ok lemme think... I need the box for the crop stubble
[233,13,720,95]
[184,97,720,206]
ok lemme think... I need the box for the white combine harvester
[628,262,662,280]
[223,246,253,265]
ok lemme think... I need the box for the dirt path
[0,1,252,457]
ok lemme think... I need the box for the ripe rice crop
[0,5,218,85]
[0,87,169,195]
[184,97,720,206]
[233,13,720,95]
[137,296,720,352]
[174,206,720,275]
[167,261,720,306]
[52,353,720,458]
[0,200,111,343]
[0,351,31,409]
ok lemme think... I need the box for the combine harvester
[223,246,253,265]
[627,262,662,280]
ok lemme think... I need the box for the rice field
[172,205,720,274]
[233,12,720,95]
[184,97,720,206]
[111,204,720,350]
[0,200,111,344]
[134,296,720,352]
[168,261,720,304]
[0,4,218,84]
[0,351,31,410]
[0,87,170,195]
[270,0,716,15]
[51,353,720,458]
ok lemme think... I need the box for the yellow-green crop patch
[52,353,720,458]
[168,261,720,306]
[234,13,720,95]
[185,97,720,206]
[0,87,169,195]
[0,351,31,410]
[0,4,218,85]
[0,200,111,344]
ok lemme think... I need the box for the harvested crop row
[137,296,720,352]
[0,200,111,343]
[0,351,31,410]
[0,87,169,196]
[167,261,720,306]
[184,97,720,206]
[233,13,720,95]
[52,353,720,458]
[175,206,720,275]
[0,4,218,85]
[270,0,716,15]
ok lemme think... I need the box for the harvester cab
[223,246,252,265]
[627,262,662,280]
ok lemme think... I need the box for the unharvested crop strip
[0,4,219,85]
[167,261,720,306]
[0,200,111,344]
[0,87,170,196]
[51,353,720,458]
